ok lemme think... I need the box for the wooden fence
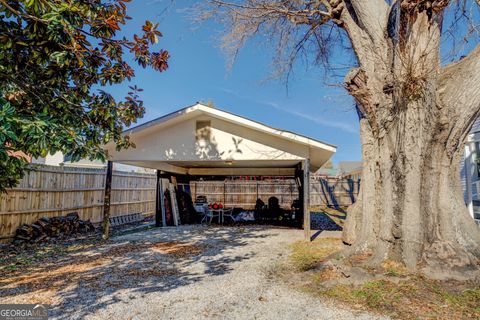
[310,177,360,208]
[0,165,360,240]
[191,178,360,209]
[0,165,156,239]
[190,180,298,209]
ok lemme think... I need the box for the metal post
[102,161,113,240]
[303,159,311,241]
[160,175,166,227]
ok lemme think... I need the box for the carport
[103,103,336,239]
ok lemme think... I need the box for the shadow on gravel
[0,225,276,319]
[310,212,343,232]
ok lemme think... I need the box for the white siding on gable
[108,115,307,163]
[460,150,468,204]
[206,116,307,161]
[105,103,336,173]
[461,117,480,221]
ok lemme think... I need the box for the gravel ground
[2,225,386,320]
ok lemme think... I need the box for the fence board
[191,178,359,210]
[0,164,156,239]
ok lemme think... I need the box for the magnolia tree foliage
[0,0,169,191]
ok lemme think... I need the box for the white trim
[465,144,474,218]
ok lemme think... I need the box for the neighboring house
[461,119,480,224]
[338,161,362,181]
[314,159,338,178]
[32,152,66,166]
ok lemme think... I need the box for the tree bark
[343,115,480,280]
[341,2,480,280]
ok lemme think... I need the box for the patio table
[209,208,224,224]
[203,208,234,224]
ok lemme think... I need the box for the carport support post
[156,170,167,227]
[155,170,161,227]
[302,159,311,241]
[102,161,113,240]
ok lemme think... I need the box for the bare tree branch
[345,0,390,44]
[202,0,350,78]
[440,44,480,115]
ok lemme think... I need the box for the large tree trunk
[343,116,480,280]
[341,3,480,280]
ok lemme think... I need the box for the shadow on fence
[316,178,360,209]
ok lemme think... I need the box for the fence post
[102,161,113,240]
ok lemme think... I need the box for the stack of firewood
[14,212,95,243]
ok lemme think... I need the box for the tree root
[420,241,480,281]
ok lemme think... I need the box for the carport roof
[124,102,337,153]
[108,102,336,174]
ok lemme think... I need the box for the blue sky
[106,1,478,165]
[105,1,361,165]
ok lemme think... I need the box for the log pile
[13,212,95,243]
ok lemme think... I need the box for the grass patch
[290,238,342,271]
[280,234,480,319]
[315,278,480,319]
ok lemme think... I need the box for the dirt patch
[0,240,205,305]
[92,241,205,259]
[121,267,178,278]
[0,241,204,277]
[1,259,107,288]
[151,242,205,258]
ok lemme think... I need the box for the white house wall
[107,115,308,163]
[206,116,307,161]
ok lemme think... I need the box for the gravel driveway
[2,225,385,319]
